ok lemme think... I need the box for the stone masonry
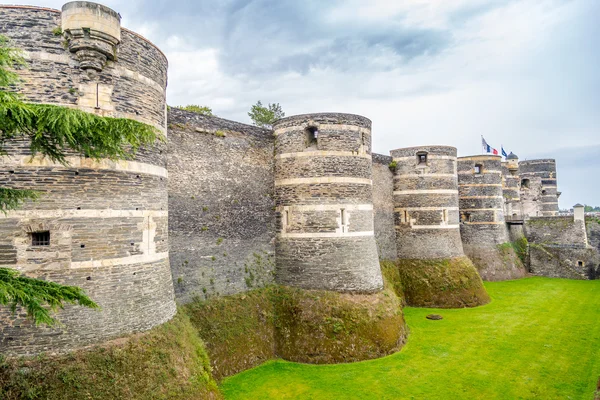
[0,3,175,356]
[273,113,383,293]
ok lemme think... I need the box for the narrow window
[442,209,448,223]
[417,152,428,165]
[31,231,50,246]
[340,208,347,233]
[461,212,472,223]
[282,210,289,232]
[403,210,409,224]
[305,127,318,148]
[542,189,547,195]
[578,261,584,267]
[521,179,530,188]
[474,164,482,174]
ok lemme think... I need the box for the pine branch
[0,187,39,214]
[0,268,99,326]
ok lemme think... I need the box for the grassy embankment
[222,277,600,400]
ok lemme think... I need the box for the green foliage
[0,268,98,326]
[584,204,600,212]
[223,278,600,400]
[247,100,284,128]
[0,311,222,399]
[52,26,63,36]
[388,160,397,171]
[0,187,39,214]
[176,104,213,116]
[0,35,159,324]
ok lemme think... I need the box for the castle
[1,2,598,358]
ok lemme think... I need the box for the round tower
[0,2,175,356]
[519,159,559,217]
[502,152,525,241]
[273,113,382,293]
[390,146,489,308]
[457,155,526,281]
[390,146,464,259]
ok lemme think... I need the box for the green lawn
[221,277,600,400]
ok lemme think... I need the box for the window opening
[417,152,428,165]
[521,179,530,188]
[305,126,318,148]
[474,164,482,174]
[578,261,584,267]
[442,209,448,223]
[31,231,50,246]
[340,208,347,233]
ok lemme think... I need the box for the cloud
[4,0,600,205]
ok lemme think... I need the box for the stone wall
[168,108,276,303]
[273,113,383,293]
[519,159,559,217]
[372,153,397,260]
[390,145,464,259]
[457,155,525,281]
[526,216,599,279]
[0,4,175,356]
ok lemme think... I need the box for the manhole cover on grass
[426,314,443,320]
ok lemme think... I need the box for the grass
[220,277,600,400]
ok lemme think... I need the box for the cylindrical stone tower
[519,159,559,217]
[0,2,175,356]
[273,113,383,293]
[502,152,522,220]
[390,146,489,308]
[457,155,526,281]
[391,146,464,259]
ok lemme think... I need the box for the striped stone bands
[394,173,455,178]
[22,50,165,94]
[394,206,459,211]
[278,231,374,238]
[274,124,370,136]
[70,252,169,269]
[280,204,373,211]
[458,170,502,175]
[392,155,455,161]
[275,177,372,186]
[393,189,457,195]
[459,184,503,187]
[0,155,168,178]
[1,209,168,219]
[395,224,460,230]
[276,151,371,160]
[460,196,504,199]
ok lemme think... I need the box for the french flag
[482,136,499,155]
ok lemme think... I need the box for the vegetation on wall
[0,311,221,400]
[0,34,160,324]
[248,100,285,128]
[175,104,213,116]
[395,256,490,308]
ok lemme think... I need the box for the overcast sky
[6,0,600,208]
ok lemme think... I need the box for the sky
[5,0,600,208]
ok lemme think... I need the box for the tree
[0,35,160,325]
[176,104,213,116]
[248,100,285,128]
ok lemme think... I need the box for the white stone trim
[394,207,459,211]
[276,151,371,160]
[275,177,372,186]
[458,170,502,175]
[459,183,503,187]
[280,204,373,211]
[278,231,374,238]
[396,224,460,230]
[392,155,455,161]
[393,189,457,195]
[1,209,167,220]
[70,252,168,269]
[274,124,369,136]
[460,196,504,199]
[394,173,456,179]
[0,155,167,178]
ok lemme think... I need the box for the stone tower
[0,2,175,355]
[391,146,464,259]
[273,113,383,293]
[519,159,560,217]
[457,155,526,281]
[390,146,489,307]
[502,152,522,220]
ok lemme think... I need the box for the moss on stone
[184,287,276,380]
[0,311,221,400]
[273,285,407,364]
[468,244,528,282]
[380,260,405,305]
[395,256,490,308]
